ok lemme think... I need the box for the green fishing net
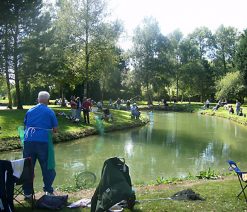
[17,126,25,146]
[17,126,55,169]
[95,116,104,135]
[48,131,55,170]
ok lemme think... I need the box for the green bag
[18,126,25,146]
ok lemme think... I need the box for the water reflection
[1,112,247,189]
[124,140,134,157]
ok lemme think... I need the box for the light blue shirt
[24,104,58,142]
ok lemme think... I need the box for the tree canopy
[0,1,247,106]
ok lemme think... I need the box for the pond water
[1,112,247,189]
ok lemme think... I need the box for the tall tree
[0,0,13,108]
[213,25,239,75]
[0,0,45,109]
[236,29,247,87]
[70,0,107,97]
[167,29,183,101]
[132,17,170,103]
[51,0,122,100]
[19,9,53,104]
[179,61,207,102]
[189,27,213,60]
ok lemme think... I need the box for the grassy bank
[0,106,148,151]
[200,105,247,126]
[15,176,246,212]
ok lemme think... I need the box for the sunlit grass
[202,105,247,125]
[14,178,247,212]
[0,106,145,140]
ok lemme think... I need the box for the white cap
[38,91,50,101]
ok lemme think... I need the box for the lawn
[0,105,147,141]
[14,177,247,212]
[201,104,247,126]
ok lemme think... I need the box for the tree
[215,71,246,102]
[0,0,45,109]
[51,0,121,100]
[0,75,8,98]
[132,17,170,103]
[167,29,183,101]
[236,30,247,87]
[0,0,13,108]
[20,11,53,104]
[179,61,208,102]
[213,25,239,75]
[69,0,108,97]
[189,27,214,60]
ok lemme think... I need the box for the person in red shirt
[82,97,92,124]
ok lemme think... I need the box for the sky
[108,0,247,49]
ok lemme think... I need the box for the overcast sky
[108,0,247,49]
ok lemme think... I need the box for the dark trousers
[23,142,56,194]
[83,109,90,124]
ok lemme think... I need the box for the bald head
[38,91,50,104]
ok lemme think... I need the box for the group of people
[130,103,141,119]
[70,96,92,124]
[211,99,227,111]
[111,97,141,119]
[209,99,244,116]
[228,100,244,116]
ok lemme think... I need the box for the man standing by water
[236,100,241,115]
[82,97,92,124]
[23,91,58,197]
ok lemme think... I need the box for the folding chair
[12,157,35,209]
[228,160,247,202]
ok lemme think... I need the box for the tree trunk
[4,24,12,109]
[22,78,31,105]
[146,84,153,105]
[84,0,89,98]
[101,82,104,102]
[222,46,227,74]
[4,69,12,109]
[176,75,179,102]
[61,85,66,107]
[13,23,23,109]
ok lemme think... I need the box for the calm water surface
[1,112,247,189]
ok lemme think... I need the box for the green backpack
[91,157,136,212]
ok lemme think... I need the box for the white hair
[38,91,50,101]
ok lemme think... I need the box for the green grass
[201,105,247,126]
[0,105,147,141]
[6,102,247,211]
[14,177,247,212]
[0,98,9,104]
[132,179,247,212]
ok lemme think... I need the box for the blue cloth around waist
[24,128,50,142]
